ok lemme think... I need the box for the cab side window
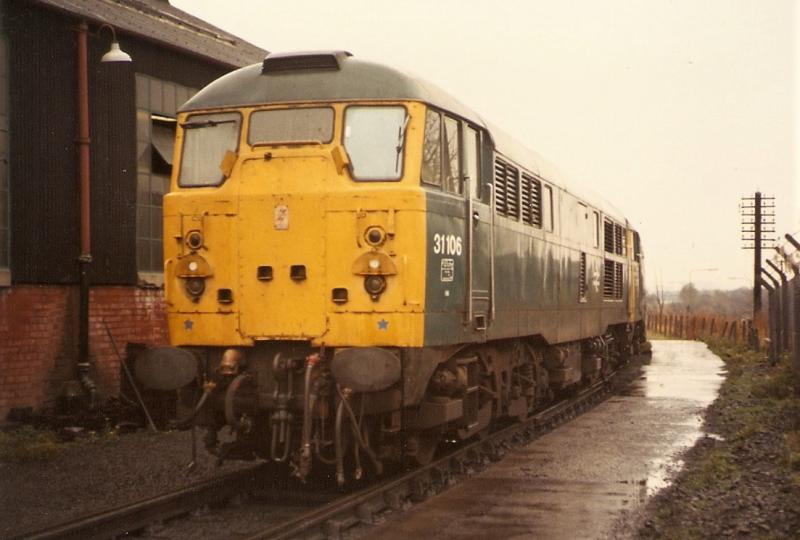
[421,109,442,187]
[443,116,461,194]
[543,184,554,231]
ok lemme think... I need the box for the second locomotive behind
[157,51,648,483]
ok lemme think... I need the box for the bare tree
[655,274,665,316]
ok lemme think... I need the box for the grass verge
[638,339,800,538]
[0,426,62,462]
[0,424,122,463]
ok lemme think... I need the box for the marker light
[365,226,386,246]
[364,275,386,298]
[185,277,205,299]
[186,231,203,250]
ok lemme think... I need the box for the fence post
[759,276,777,357]
[766,259,790,352]
[747,319,758,351]
[776,237,799,395]
[794,276,800,396]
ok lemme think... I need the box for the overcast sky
[172,0,797,292]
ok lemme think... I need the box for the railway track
[15,465,272,540]
[18,367,621,540]
[249,372,616,540]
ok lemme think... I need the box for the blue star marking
[377,319,389,330]
[183,319,194,331]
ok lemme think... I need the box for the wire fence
[763,273,799,381]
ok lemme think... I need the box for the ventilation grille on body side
[520,173,542,227]
[579,252,587,300]
[604,219,614,253]
[603,219,626,255]
[494,158,519,218]
[603,259,624,299]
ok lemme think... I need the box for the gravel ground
[632,343,800,539]
[0,428,257,538]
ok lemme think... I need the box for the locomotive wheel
[457,350,496,440]
[509,342,542,420]
[408,429,441,465]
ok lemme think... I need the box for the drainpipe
[76,21,97,407]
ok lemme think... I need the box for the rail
[16,465,270,540]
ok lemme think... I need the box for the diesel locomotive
[156,51,647,483]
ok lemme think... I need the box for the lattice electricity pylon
[740,192,776,315]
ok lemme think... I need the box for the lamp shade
[101,42,132,63]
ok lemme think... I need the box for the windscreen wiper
[181,119,237,130]
[395,113,410,172]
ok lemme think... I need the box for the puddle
[638,341,725,496]
[629,342,725,402]
[644,427,702,496]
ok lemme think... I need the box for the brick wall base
[0,285,168,420]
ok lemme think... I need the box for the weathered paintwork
[423,182,641,348]
[165,142,641,354]
[164,101,429,348]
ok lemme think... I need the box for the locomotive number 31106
[432,233,463,256]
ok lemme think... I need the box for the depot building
[0,0,265,419]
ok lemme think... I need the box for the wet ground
[363,340,725,540]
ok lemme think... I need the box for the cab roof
[182,51,484,125]
[183,51,629,224]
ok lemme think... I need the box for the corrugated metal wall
[6,2,232,285]
[8,5,80,283]
[89,59,137,284]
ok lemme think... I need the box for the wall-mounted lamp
[98,24,132,63]
[74,20,133,408]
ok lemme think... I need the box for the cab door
[464,125,492,332]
